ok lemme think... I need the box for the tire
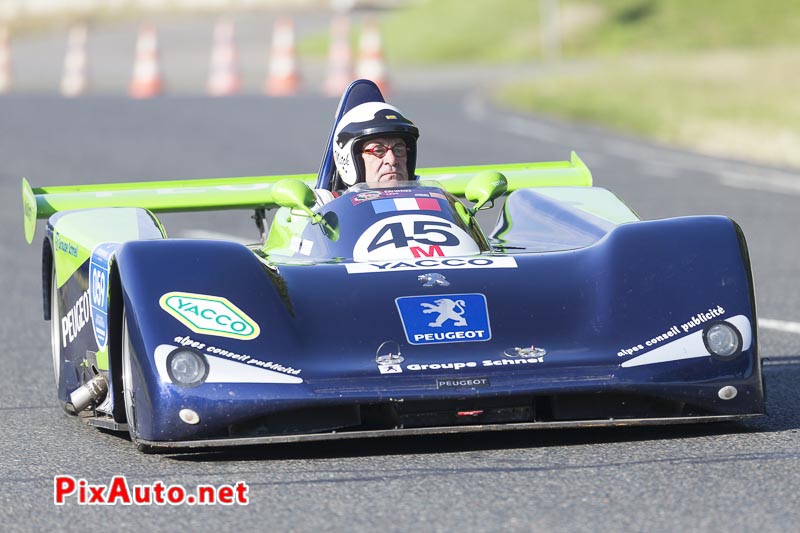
[121,309,155,453]
[50,261,75,415]
[49,262,61,387]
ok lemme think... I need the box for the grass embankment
[382,0,800,167]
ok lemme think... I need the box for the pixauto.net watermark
[54,475,249,506]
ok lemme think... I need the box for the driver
[330,101,419,192]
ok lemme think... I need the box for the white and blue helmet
[332,102,419,187]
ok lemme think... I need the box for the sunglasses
[362,143,409,158]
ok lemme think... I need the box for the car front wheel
[121,309,155,453]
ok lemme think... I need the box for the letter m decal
[410,245,444,258]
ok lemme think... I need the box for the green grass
[381,0,800,62]
[500,48,800,166]
[381,0,541,64]
[565,0,800,54]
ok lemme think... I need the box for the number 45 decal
[368,220,459,255]
[354,214,479,262]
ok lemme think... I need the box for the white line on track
[760,318,800,335]
[502,116,564,143]
[639,162,681,179]
[717,170,800,195]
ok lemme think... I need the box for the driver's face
[361,137,409,185]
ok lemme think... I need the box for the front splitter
[138,413,762,451]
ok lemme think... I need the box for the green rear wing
[22,152,592,244]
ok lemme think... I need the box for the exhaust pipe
[69,370,108,412]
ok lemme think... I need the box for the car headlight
[166,348,209,387]
[703,321,743,359]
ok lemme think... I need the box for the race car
[22,80,765,452]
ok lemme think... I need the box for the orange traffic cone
[130,24,163,99]
[207,18,241,96]
[356,18,389,96]
[61,24,89,97]
[0,26,11,94]
[323,16,353,97]
[264,17,299,96]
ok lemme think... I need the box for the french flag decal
[372,197,441,213]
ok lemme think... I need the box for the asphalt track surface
[2,12,800,533]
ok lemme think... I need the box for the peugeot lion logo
[421,298,467,327]
[418,273,450,287]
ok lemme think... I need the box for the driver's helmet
[332,102,419,189]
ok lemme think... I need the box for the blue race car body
[23,81,764,452]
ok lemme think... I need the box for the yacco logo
[346,256,517,274]
[159,292,260,340]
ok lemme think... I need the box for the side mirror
[465,170,508,215]
[271,179,339,241]
[272,179,317,217]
